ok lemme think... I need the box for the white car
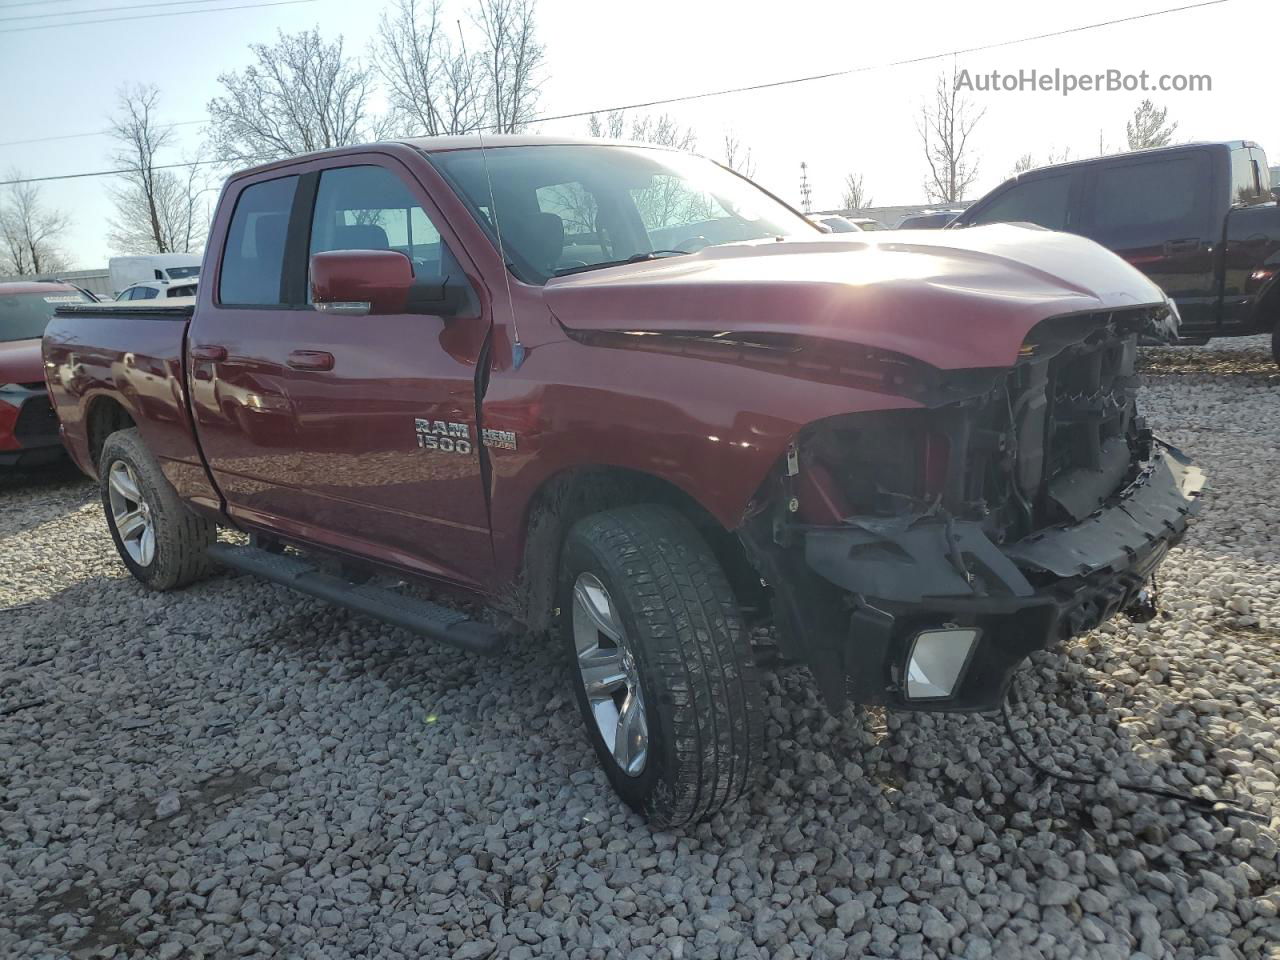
[114,279,198,302]
[108,253,201,294]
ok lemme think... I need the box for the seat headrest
[505,211,564,272]
[333,223,391,251]
[253,213,288,259]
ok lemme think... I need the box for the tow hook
[1124,589,1159,623]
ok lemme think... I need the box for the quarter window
[219,175,299,306]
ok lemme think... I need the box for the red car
[43,138,1202,824]
[0,281,91,467]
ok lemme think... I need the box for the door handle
[287,350,335,371]
[1163,238,1201,255]
[191,344,227,362]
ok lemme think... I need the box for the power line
[526,0,1232,127]
[0,120,206,150]
[0,0,107,8]
[0,0,317,33]
[0,0,256,25]
[0,0,1233,186]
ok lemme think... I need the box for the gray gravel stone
[1,340,1277,959]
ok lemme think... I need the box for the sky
[1,0,1275,269]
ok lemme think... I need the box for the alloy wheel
[571,572,648,776]
[107,460,155,567]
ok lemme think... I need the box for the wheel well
[86,398,136,468]
[509,466,767,635]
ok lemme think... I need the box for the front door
[190,158,494,588]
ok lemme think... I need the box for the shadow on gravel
[1138,342,1279,382]
[0,461,94,540]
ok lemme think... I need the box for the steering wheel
[673,236,711,253]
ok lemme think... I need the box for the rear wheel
[100,429,217,590]
[558,504,763,826]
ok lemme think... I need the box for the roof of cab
[1007,140,1256,183]
[227,135,679,181]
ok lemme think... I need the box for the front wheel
[558,504,763,826]
[100,428,217,590]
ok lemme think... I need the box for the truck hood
[0,338,43,386]
[542,223,1167,370]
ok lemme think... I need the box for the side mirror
[311,250,414,315]
[310,250,472,317]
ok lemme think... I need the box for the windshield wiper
[553,250,691,277]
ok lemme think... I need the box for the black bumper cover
[802,447,1204,712]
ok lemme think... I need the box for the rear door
[190,157,495,587]
[1078,149,1217,330]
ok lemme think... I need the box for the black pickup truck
[954,141,1280,363]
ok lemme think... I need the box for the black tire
[558,504,764,826]
[1272,324,1280,369]
[100,428,217,590]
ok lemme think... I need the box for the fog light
[906,628,979,700]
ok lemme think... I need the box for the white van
[107,254,202,297]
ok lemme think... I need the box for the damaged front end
[742,307,1204,713]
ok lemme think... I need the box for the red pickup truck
[44,136,1202,825]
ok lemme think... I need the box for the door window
[966,175,1071,230]
[219,175,299,306]
[309,165,452,278]
[1092,156,1203,231]
[134,286,159,300]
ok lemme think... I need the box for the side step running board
[207,543,505,655]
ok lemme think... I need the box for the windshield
[431,144,817,283]
[0,290,89,342]
[165,265,200,280]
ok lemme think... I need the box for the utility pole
[799,162,813,213]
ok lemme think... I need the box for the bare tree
[840,173,872,210]
[583,111,708,228]
[1126,100,1177,150]
[629,113,697,151]
[587,110,626,139]
[473,0,544,133]
[106,85,209,255]
[1012,152,1036,176]
[1009,146,1072,179]
[374,0,484,136]
[0,173,71,276]
[722,133,756,178]
[207,28,387,164]
[918,65,986,203]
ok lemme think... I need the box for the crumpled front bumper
[800,447,1204,711]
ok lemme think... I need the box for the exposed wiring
[1001,684,1269,824]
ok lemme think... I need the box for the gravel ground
[2,338,1278,960]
